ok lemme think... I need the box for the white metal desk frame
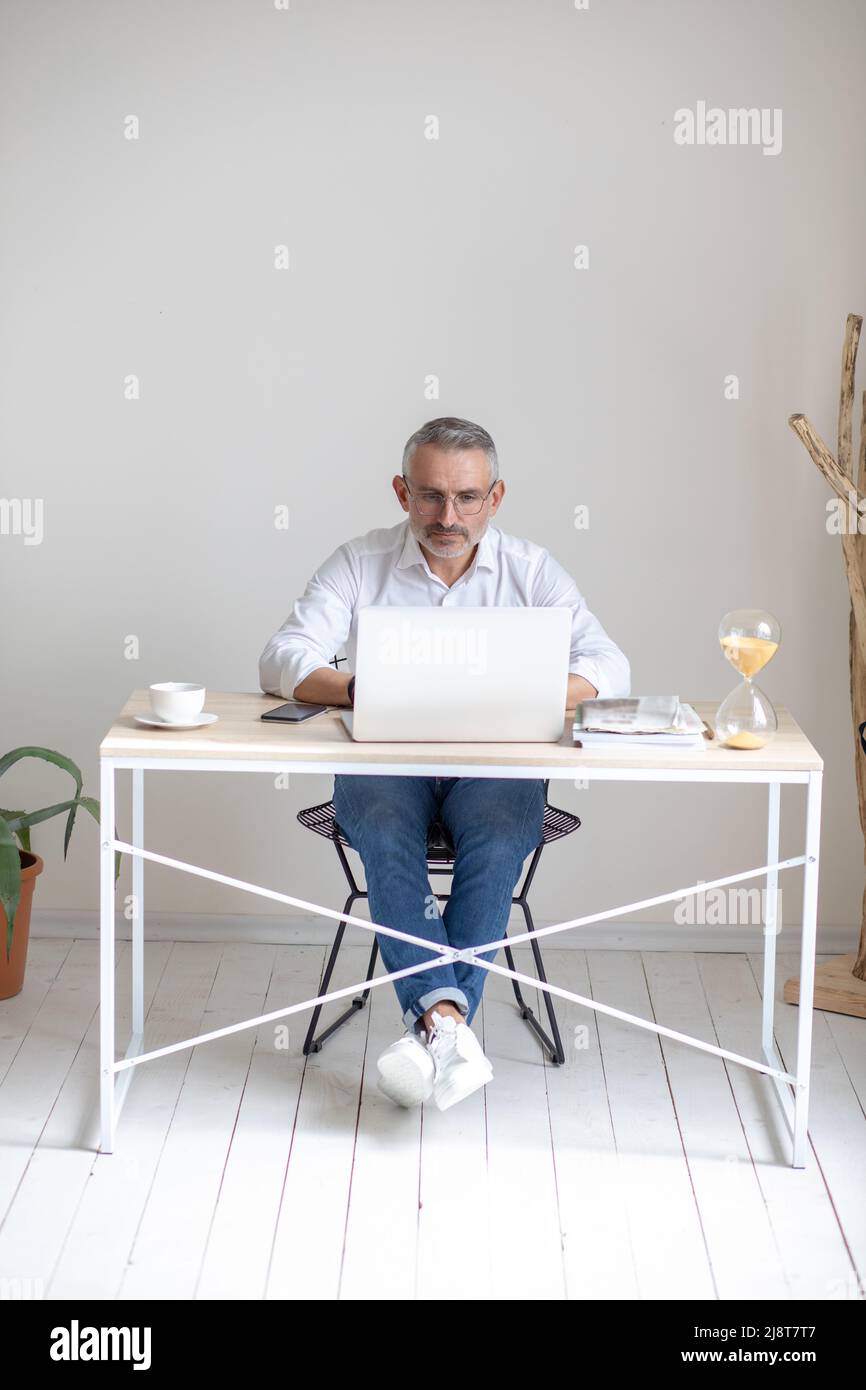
[99,746,821,1167]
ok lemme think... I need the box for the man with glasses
[259,417,630,1112]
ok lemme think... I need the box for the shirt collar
[396,520,497,577]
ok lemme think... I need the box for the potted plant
[0,747,120,1000]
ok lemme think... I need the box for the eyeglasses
[402,477,496,517]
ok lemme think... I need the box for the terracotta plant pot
[0,851,44,1000]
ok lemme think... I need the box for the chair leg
[302,823,567,1064]
[302,892,380,1054]
[503,851,567,1064]
[503,850,543,1017]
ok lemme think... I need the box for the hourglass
[715,610,780,749]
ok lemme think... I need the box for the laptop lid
[348,605,571,742]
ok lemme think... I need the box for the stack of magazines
[573,696,710,747]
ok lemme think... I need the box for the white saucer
[134,712,219,730]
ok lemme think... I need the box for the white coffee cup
[149,682,206,723]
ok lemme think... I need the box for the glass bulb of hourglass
[716,609,781,750]
[714,679,778,749]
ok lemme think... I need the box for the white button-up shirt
[258,517,630,701]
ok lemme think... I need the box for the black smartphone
[261,702,328,723]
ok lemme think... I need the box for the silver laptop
[340,605,571,742]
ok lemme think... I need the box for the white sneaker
[376,1025,435,1107]
[426,1010,493,1112]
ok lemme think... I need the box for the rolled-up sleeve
[531,550,630,699]
[258,543,356,699]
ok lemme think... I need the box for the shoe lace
[427,1015,476,1074]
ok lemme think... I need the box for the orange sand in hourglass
[718,635,778,747]
[719,634,778,678]
[724,730,767,748]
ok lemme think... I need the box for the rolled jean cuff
[403,987,470,1031]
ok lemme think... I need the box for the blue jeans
[331,774,546,1031]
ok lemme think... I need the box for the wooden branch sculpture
[789,312,866,986]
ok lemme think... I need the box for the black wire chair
[296,778,580,1065]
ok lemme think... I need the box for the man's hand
[294,666,593,713]
[293,667,354,707]
[566,673,598,712]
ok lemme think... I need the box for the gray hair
[401,416,499,486]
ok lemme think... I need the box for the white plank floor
[0,936,864,1300]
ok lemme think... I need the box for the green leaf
[4,799,81,833]
[0,811,31,854]
[0,746,83,788]
[0,753,121,957]
[63,800,78,860]
[78,796,122,883]
[0,748,83,864]
[0,815,22,963]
